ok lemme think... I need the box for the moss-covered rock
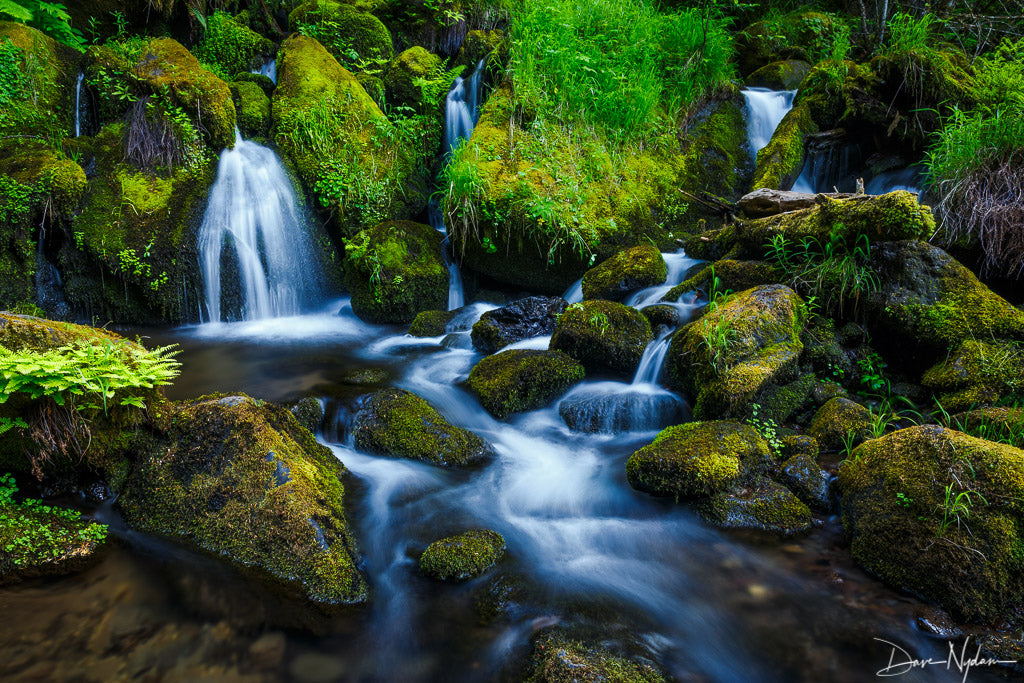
[353,388,493,467]
[780,453,831,512]
[581,246,666,302]
[289,0,393,67]
[950,407,1024,449]
[231,71,275,97]
[121,395,367,605]
[272,34,428,235]
[736,192,935,255]
[922,339,1024,411]
[750,103,817,191]
[626,421,770,499]
[672,259,781,299]
[230,80,271,138]
[408,309,456,337]
[745,59,810,90]
[467,349,584,419]
[384,46,442,112]
[807,397,872,451]
[639,304,683,331]
[419,529,505,581]
[61,124,216,324]
[864,241,1024,352]
[135,38,237,150]
[839,425,1024,622]
[343,220,447,324]
[525,631,666,683]
[193,11,275,77]
[701,477,813,535]
[471,296,566,354]
[550,300,653,377]
[458,29,506,69]
[694,341,803,419]
[0,22,80,140]
[736,10,847,76]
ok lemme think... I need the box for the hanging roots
[933,150,1024,279]
[24,399,91,480]
[124,95,187,171]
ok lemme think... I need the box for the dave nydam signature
[875,637,1018,682]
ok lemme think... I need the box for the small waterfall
[428,201,464,309]
[791,137,863,194]
[74,71,84,137]
[632,331,672,385]
[562,278,583,304]
[866,166,922,196]
[198,131,324,323]
[252,57,276,83]
[34,235,69,319]
[742,88,796,159]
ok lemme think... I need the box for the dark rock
[471,296,567,354]
[780,454,832,511]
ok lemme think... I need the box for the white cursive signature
[875,637,1018,683]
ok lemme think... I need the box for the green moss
[419,528,505,581]
[193,11,274,78]
[343,220,447,324]
[121,395,368,605]
[807,397,872,451]
[0,22,79,140]
[581,245,666,302]
[352,388,492,467]
[949,408,1024,449]
[745,59,810,90]
[525,632,665,683]
[701,476,813,535]
[289,0,393,67]
[626,421,770,499]
[231,80,271,138]
[694,341,803,419]
[922,339,1024,409]
[384,46,442,112]
[550,300,653,377]
[839,425,1024,621]
[751,103,817,191]
[408,309,455,337]
[466,349,585,419]
[736,10,847,75]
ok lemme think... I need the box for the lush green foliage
[0,0,82,49]
[0,36,25,106]
[193,11,271,78]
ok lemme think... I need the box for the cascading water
[74,71,84,137]
[742,87,797,159]
[791,137,863,193]
[867,165,922,196]
[198,131,325,323]
[251,57,276,83]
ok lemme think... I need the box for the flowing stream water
[742,87,797,159]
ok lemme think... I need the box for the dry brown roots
[933,150,1024,279]
[25,399,90,480]
[124,96,188,171]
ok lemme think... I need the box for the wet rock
[701,477,813,535]
[408,310,456,337]
[558,388,685,434]
[912,607,962,639]
[780,454,832,511]
[780,434,819,460]
[475,572,530,625]
[525,630,666,683]
[290,397,324,434]
[807,397,872,451]
[467,349,585,419]
[745,59,811,90]
[978,635,1024,676]
[581,245,667,302]
[551,300,653,377]
[471,296,567,353]
[420,529,506,581]
[626,421,770,499]
[341,367,389,385]
[839,425,1024,621]
[353,388,493,467]
[639,304,682,330]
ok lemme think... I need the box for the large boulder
[467,349,584,419]
[121,395,367,605]
[626,421,771,499]
[353,388,493,467]
[839,425,1024,621]
[384,46,442,112]
[581,246,667,302]
[419,529,505,581]
[806,397,873,451]
[922,339,1024,411]
[666,285,805,418]
[288,0,394,67]
[343,220,447,324]
[550,300,653,377]
[471,296,566,354]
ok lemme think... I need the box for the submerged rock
[558,387,685,434]
[839,425,1024,621]
[420,529,505,581]
[626,421,770,499]
[581,246,667,302]
[550,300,653,377]
[525,630,666,683]
[353,388,492,467]
[701,477,813,535]
[806,397,872,451]
[467,349,585,419]
[408,309,456,337]
[121,395,367,605]
[471,296,566,353]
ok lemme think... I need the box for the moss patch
[420,528,505,581]
[466,349,584,419]
[550,300,653,377]
[701,476,813,535]
[231,80,271,139]
[581,245,666,302]
[751,103,817,191]
[807,397,872,451]
[408,309,456,337]
[193,11,274,78]
[525,631,665,683]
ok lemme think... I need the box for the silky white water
[74,71,84,137]
[742,87,797,159]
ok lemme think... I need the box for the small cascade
[742,87,796,159]
[34,236,69,319]
[626,251,703,314]
[791,135,863,193]
[428,200,465,309]
[74,71,84,137]
[867,166,922,196]
[632,331,672,385]
[252,57,276,83]
[198,131,325,323]
[562,278,583,304]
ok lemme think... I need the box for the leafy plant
[0,0,84,49]
[748,403,783,453]
[936,484,987,537]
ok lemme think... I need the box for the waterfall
[867,166,922,196]
[434,59,487,310]
[562,278,583,304]
[198,131,325,323]
[742,88,796,160]
[252,57,276,83]
[632,331,672,385]
[791,139,863,194]
[74,72,84,137]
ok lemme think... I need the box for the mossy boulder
[922,339,1024,411]
[384,46,442,112]
[289,0,393,67]
[230,80,271,138]
[525,631,666,683]
[420,529,505,581]
[736,10,847,76]
[750,103,817,191]
[471,296,567,354]
[780,454,831,512]
[863,241,1024,352]
[273,34,428,235]
[231,71,275,97]
[807,397,872,451]
[458,29,506,69]
[839,425,1024,621]
[121,395,367,605]
[581,246,667,302]
[0,22,80,139]
[736,192,935,255]
[670,259,781,299]
[342,220,447,324]
[626,421,770,499]
[61,124,216,324]
[134,38,237,150]
[950,407,1024,449]
[701,477,813,535]
[666,285,805,417]
[1,477,108,584]
[745,59,810,90]
[466,349,584,419]
[408,309,456,337]
[352,388,493,467]
[550,300,653,377]
[193,11,275,77]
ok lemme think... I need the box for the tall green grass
[509,0,734,139]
